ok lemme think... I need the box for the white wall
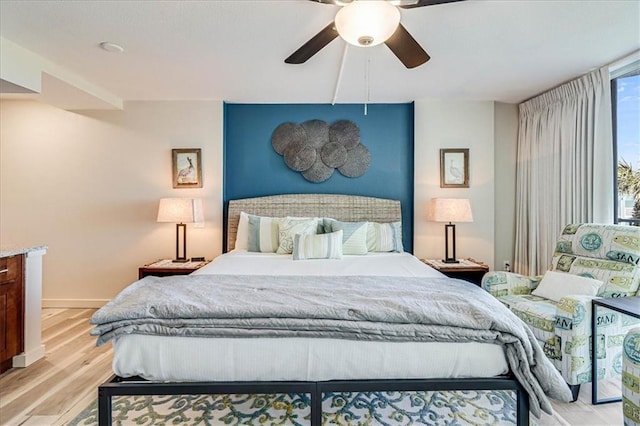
[493,102,519,271]
[0,100,224,306]
[1,98,517,306]
[414,99,496,268]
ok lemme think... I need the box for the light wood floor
[0,308,625,425]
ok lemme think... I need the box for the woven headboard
[226,194,401,252]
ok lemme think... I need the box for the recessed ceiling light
[99,41,124,53]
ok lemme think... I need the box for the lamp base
[172,258,190,263]
[443,223,459,265]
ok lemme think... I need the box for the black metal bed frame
[98,196,531,425]
[98,375,530,426]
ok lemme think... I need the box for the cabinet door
[0,255,24,372]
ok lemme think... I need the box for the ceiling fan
[285,0,465,69]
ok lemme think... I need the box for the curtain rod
[520,49,640,105]
[607,49,640,71]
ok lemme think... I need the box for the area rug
[67,390,543,425]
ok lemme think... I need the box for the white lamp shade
[426,198,473,223]
[335,1,401,47]
[157,198,204,223]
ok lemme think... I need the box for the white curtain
[514,67,613,276]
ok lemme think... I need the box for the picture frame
[440,148,469,188]
[172,148,202,188]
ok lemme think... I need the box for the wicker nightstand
[138,259,210,279]
[421,258,489,286]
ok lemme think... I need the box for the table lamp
[426,198,473,263]
[157,198,204,262]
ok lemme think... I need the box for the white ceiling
[1,0,639,106]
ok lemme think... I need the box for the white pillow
[532,270,603,302]
[276,217,319,254]
[234,212,250,251]
[366,221,404,253]
[235,213,324,251]
[293,230,343,260]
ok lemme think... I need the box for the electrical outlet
[503,261,511,272]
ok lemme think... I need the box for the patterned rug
[67,390,544,425]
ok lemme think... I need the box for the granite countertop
[0,245,48,258]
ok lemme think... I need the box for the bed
[94,194,571,425]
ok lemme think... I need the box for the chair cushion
[550,254,640,297]
[531,270,603,302]
[552,224,640,297]
[556,223,640,262]
[623,327,640,424]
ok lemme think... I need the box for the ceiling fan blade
[305,0,465,8]
[307,0,343,4]
[399,0,465,9]
[384,23,430,69]
[285,22,339,64]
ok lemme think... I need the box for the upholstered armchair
[482,223,640,400]
[624,327,640,426]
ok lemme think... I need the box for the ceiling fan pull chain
[333,43,349,105]
[364,50,371,116]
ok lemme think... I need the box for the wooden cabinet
[0,254,24,374]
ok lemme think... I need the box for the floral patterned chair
[482,223,640,401]
[624,327,640,426]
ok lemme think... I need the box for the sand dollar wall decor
[271,120,371,183]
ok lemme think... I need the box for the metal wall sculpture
[271,119,371,183]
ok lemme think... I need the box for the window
[612,66,640,226]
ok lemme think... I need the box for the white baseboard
[13,344,46,367]
[43,299,109,308]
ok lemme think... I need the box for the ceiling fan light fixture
[335,1,401,47]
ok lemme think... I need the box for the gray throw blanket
[91,274,572,416]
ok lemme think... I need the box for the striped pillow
[293,230,343,260]
[277,217,319,254]
[242,214,323,252]
[323,219,368,255]
[247,214,280,253]
[367,221,404,253]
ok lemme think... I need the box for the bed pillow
[531,270,603,302]
[323,219,368,255]
[293,230,343,260]
[247,214,280,253]
[237,213,323,251]
[277,217,319,254]
[234,211,250,251]
[367,221,404,253]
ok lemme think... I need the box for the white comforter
[111,252,509,399]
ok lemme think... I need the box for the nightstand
[138,259,211,279]
[421,258,489,286]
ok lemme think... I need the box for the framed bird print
[172,148,202,188]
[440,148,469,188]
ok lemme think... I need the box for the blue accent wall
[223,103,414,252]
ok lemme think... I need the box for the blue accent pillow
[323,219,368,255]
